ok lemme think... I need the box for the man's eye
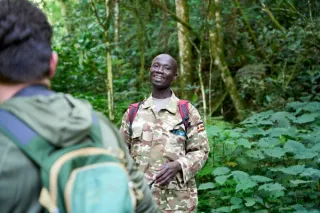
[153,64,159,68]
[165,66,170,70]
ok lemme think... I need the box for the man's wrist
[174,161,182,171]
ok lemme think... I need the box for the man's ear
[49,51,58,78]
[173,69,179,80]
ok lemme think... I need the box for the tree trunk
[114,0,120,49]
[59,0,74,34]
[197,49,206,123]
[105,0,114,120]
[134,0,145,85]
[175,0,193,99]
[209,0,245,120]
[261,2,285,32]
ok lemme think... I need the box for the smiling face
[149,54,178,90]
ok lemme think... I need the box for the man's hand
[155,161,182,186]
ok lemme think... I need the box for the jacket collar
[142,91,179,114]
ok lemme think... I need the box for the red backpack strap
[127,102,142,137]
[178,100,190,132]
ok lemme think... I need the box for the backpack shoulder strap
[178,100,190,132]
[0,109,51,165]
[127,102,142,137]
[0,109,101,165]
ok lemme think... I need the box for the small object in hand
[170,129,186,136]
[149,179,155,188]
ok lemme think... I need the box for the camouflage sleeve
[97,113,160,213]
[176,103,210,183]
[120,108,131,150]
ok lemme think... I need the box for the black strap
[181,103,190,132]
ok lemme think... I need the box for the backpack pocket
[65,162,135,213]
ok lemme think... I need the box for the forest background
[32,0,320,212]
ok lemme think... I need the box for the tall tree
[90,0,115,120]
[134,0,146,85]
[175,0,193,98]
[59,0,75,34]
[105,0,114,120]
[208,0,245,120]
[114,0,120,49]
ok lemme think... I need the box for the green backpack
[0,88,137,213]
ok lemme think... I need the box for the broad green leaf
[212,167,231,176]
[207,125,222,137]
[300,168,320,178]
[232,171,249,181]
[279,165,305,175]
[258,120,274,125]
[302,102,320,112]
[245,127,266,137]
[267,127,297,138]
[291,204,307,211]
[301,131,319,144]
[294,149,317,159]
[246,149,265,159]
[287,102,306,110]
[215,206,231,212]
[263,147,286,158]
[294,113,318,124]
[244,198,256,207]
[198,182,216,190]
[238,138,251,148]
[290,180,315,186]
[258,183,285,192]
[231,204,242,210]
[241,110,273,125]
[225,139,235,145]
[215,175,231,185]
[270,112,295,127]
[236,178,257,192]
[229,130,242,138]
[250,175,273,183]
[230,197,242,205]
[257,137,279,148]
[284,140,305,154]
[311,143,320,152]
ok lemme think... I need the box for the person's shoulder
[177,99,197,112]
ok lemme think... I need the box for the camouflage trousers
[151,186,197,213]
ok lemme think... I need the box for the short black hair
[0,0,53,83]
[152,53,178,73]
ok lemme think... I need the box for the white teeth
[154,76,162,80]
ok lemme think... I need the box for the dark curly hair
[0,0,53,83]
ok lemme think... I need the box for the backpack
[0,86,136,213]
[127,100,190,138]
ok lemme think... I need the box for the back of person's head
[0,0,53,84]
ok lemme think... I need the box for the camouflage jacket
[120,92,210,212]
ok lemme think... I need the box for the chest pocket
[165,122,187,157]
[131,123,153,158]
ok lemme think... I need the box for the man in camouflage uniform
[121,54,210,212]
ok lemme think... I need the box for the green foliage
[29,1,320,211]
[197,101,320,212]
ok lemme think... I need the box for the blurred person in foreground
[121,54,210,213]
[0,0,159,212]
